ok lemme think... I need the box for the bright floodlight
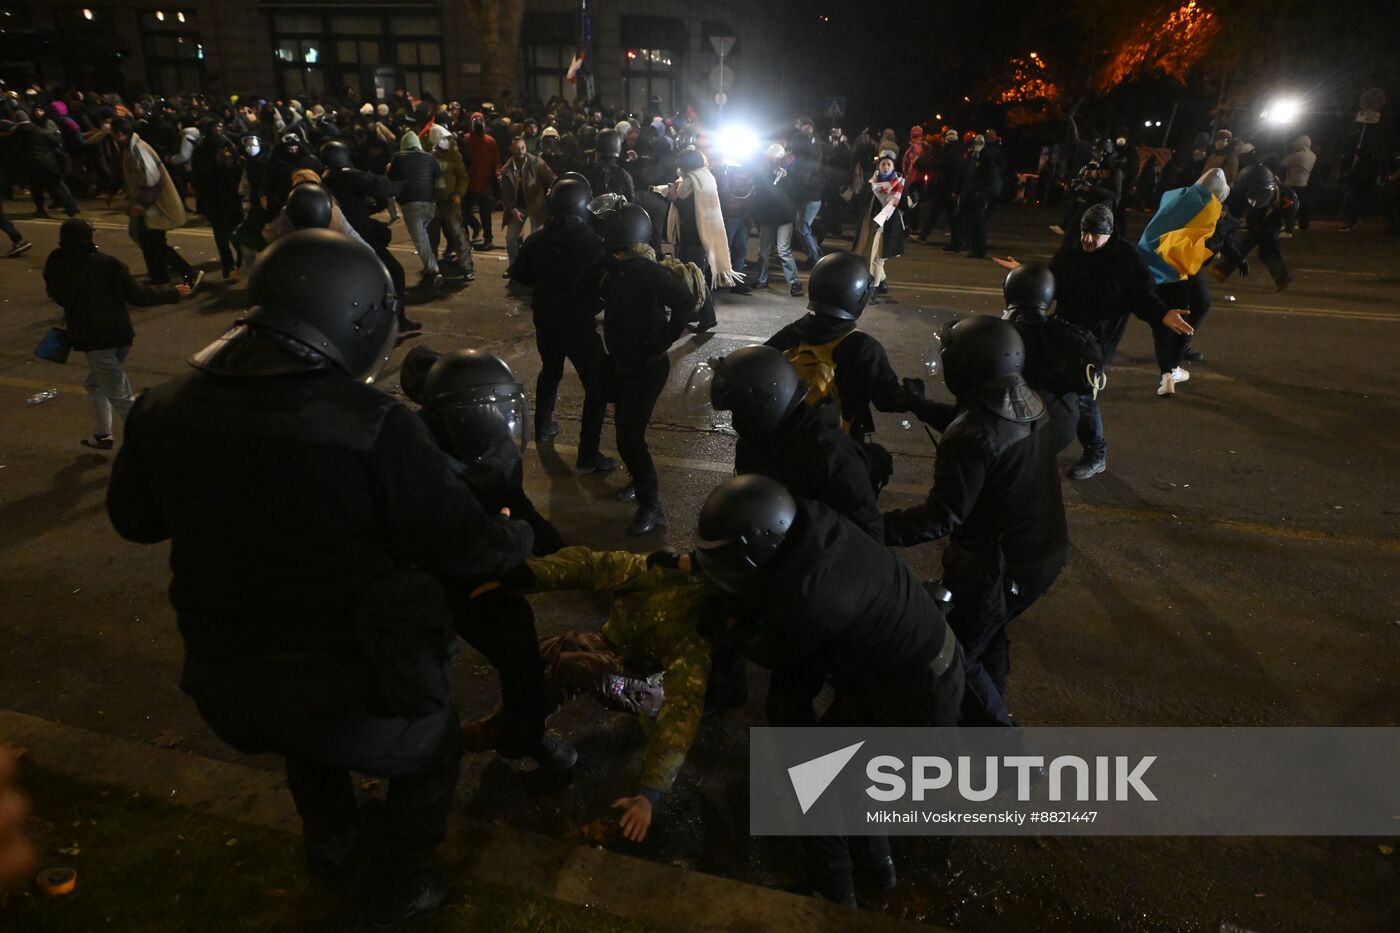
[717,124,759,164]
[1261,97,1302,124]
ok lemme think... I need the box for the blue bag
[34,327,72,364]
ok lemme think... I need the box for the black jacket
[13,121,64,176]
[788,135,825,202]
[735,402,883,541]
[262,146,323,213]
[1050,237,1168,351]
[577,254,694,365]
[43,248,179,351]
[108,370,534,715]
[583,159,635,201]
[388,147,441,204]
[751,163,798,226]
[884,403,1068,580]
[766,314,925,438]
[511,215,606,337]
[324,166,395,244]
[730,500,952,692]
[190,137,245,221]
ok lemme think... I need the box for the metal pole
[1210,73,1228,136]
[1161,97,1179,148]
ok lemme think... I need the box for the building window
[622,47,675,116]
[522,12,575,107]
[140,9,204,93]
[267,11,444,103]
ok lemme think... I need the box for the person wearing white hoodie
[1279,135,1316,235]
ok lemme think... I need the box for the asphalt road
[1,199,1397,932]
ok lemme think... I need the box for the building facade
[1,0,783,121]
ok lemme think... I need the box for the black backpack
[1012,317,1107,397]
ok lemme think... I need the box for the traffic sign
[824,97,845,120]
[1355,110,1381,125]
[709,35,736,57]
[1360,87,1386,112]
[715,92,728,107]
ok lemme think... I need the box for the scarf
[869,171,904,227]
[665,166,741,287]
[622,243,709,312]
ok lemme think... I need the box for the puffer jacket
[388,131,441,204]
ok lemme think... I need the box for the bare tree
[464,0,526,103]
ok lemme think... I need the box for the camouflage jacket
[527,547,714,792]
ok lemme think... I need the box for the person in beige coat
[499,136,556,274]
[112,117,201,288]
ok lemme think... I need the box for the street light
[1260,96,1302,124]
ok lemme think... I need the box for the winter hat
[910,125,924,139]
[1214,128,1232,141]
[311,104,326,117]
[59,218,95,248]
[615,120,632,135]
[426,123,451,148]
[972,134,986,151]
[944,129,958,142]
[1080,203,1115,235]
[541,126,560,139]
[877,148,898,163]
[376,104,390,117]
[359,103,374,116]
[289,100,303,113]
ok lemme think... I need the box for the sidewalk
[0,710,927,932]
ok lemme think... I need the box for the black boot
[626,503,666,535]
[365,869,449,930]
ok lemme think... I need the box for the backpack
[1013,317,1107,398]
[784,329,856,427]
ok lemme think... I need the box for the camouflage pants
[538,631,663,717]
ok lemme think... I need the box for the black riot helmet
[596,128,623,159]
[709,346,807,437]
[578,124,598,151]
[548,176,593,219]
[601,203,653,251]
[559,170,589,187]
[285,182,334,229]
[807,251,873,321]
[694,475,799,594]
[319,139,353,171]
[1002,263,1055,322]
[676,146,704,173]
[1234,163,1277,208]
[939,315,1026,396]
[419,349,529,483]
[192,229,397,381]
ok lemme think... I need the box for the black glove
[1238,258,1250,278]
[901,376,927,399]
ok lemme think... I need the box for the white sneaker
[1157,373,1176,397]
[1170,366,1191,383]
[1049,225,1065,236]
[1277,230,1294,239]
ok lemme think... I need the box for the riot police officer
[882,315,1067,733]
[694,475,964,907]
[1001,263,1078,453]
[765,251,938,485]
[107,230,533,928]
[509,177,615,470]
[320,139,418,333]
[583,129,636,202]
[577,203,696,535]
[404,348,580,762]
[708,345,883,539]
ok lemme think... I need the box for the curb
[1,710,930,932]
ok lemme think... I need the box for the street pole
[1161,97,1179,148]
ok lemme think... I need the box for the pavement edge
[0,709,929,933]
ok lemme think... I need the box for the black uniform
[1050,237,1168,462]
[884,398,1067,728]
[262,142,323,215]
[190,136,245,276]
[577,254,694,511]
[108,369,534,870]
[510,215,608,463]
[765,314,928,440]
[734,401,883,540]
[323,165,407,309]
[727,499,963,905]
[583,157,635,202]
[106,367,532,868]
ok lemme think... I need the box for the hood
[400,130,423,152]
[50,101,69,117]
[1195,167,1230,203]
[1293,135,1311,152]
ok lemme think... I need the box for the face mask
[436,137,451,151]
